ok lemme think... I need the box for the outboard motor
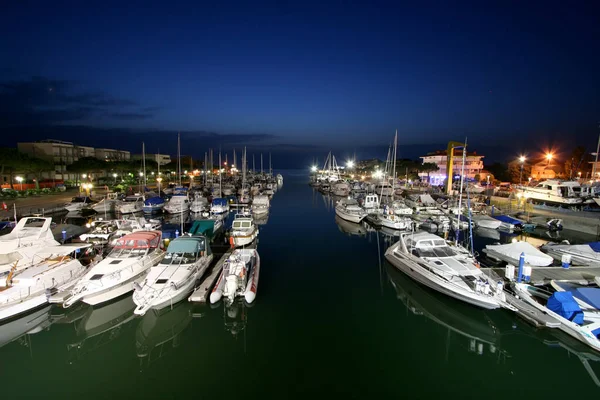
[547,218,563,232]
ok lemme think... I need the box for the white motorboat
[541,241,600,266]
[362,193,380,215]
[62,231,165,308]
[335,215,367,237]
[472,214,502,229]
[210,248,260,304]
[118,195,144,214]
[404,194,438,211]
[64,196,94,212]
[0,244,92,322]
[519,180,583,207]
[384,231,512,310]
[332,181,350,196]
[133,236,213,315]
[164,194,190,214]
[79,220,119,245]
[513,283,600,353]
[229,211,258,248]
[210,197,230,214]
[189,194,209,213]
[0,217,60,274]
[366,208,414,231]
[251,194,270,216]
[373,182,394,197]
[391,199,413,215]
[222,184,236,196]
[335,198,367,223]
[276,174,283,185]
[483,241,554,267]
[142,196,166,213]
[91,193,119,213]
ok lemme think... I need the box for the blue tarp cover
[212,198,227,206]
[547,292,584,325]
[573,288,600,310]
[144,197,165,205]
[493,215,523,226]
[589,242,600,253]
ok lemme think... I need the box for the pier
[189,249,232,303]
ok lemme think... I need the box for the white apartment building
[132,153,172,166]
[419,150,485,186]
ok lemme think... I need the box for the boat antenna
[592,126,600,181]
[455,137,468,246]
[391,130,397,196]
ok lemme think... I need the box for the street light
[519,156,526,186]
[310,166,317,173]
[487,175,490,185]
[546,153,553,166]
[15,176,23,191]
[156,177,163,196]
[346,160,354,169]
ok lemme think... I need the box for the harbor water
[1,170,599,399]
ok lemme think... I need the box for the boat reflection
[335,215,367,237]
[386,263,512,359]
[136,302,193,368]
[66,295,136,361]
[253,212,270,226]
[543,332,600,387]
[0,306,53,350]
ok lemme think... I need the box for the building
[418,150,484,186]
[132,153,172,166]
[530,161,562,180]
[16,139,130,182]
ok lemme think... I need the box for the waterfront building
[132,153,172,166]
[418,150,484,185]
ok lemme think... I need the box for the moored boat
[210,248,260,304]
[335,197,367,223]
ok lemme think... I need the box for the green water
[1,171,599,399]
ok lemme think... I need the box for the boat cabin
[110,231,162,258]
[161,236,211,265]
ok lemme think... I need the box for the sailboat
[144,148,165,213]
[164,134,190,214]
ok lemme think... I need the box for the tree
[67,157,108,185]
[487,163,510,182]
[507,160,532,184]
[19,155,54,189]
[419,162,440,183]
[0,148,23,189]
[564,146,593,179]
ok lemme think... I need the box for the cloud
[0,76,156,125]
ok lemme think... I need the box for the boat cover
[554,282,600,310]
[167,237,206,254]
[547,292,584,324]
[590,242,600,253]
[492,215,523,226]
[485,242,553,266]
[212,198,227,206]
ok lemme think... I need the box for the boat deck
[188,250,232,303]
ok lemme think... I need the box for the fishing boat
[362,193,380,215]
[229,211,258,248]
[62,231,165,308]
[163,194,190,214]
[384,231,512,310]
[541,241,600,267]
[118,195,144,214]
[335,197,367,223]
[0,244,93,321]
[513,283,600,352]
[133,236,213,315]
[210,248,260,304]
[252,194,270,216]
[142,196,165,213]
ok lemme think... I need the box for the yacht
[229,211,259,248]
[118,195,144,214]
[0,217,60,274]
[332,181,350,196]
[133,236,213,315]
[0,244,92,321]
[335,198,367,223]
[142,196,165,214]
[373,182,394,197]
[366,207,414,231]
[210,198,230,214]
[64,196,94,212]
[62,231,165,308]
[384,231,512,310]
[210,248,260,304]
[163,194,190,214]
[189,194,209,213]
[520,180,583,207]
[91,193,119,213]
[251,194,270,216]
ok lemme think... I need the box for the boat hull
[335,207,365,224]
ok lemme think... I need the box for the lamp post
[156,177,162,196]
[519,156,526,185]
[112,173,117,185]
[15,176,23,191]
[546,153,553,166]
[487,175,490,186]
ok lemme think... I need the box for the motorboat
[0,244,93,322]
[133,236,213,315]
[251,194,270,216]
[541,242,600,267]
[373,182,394,197]
[62,231,165,308]
[519,180,583,207]
[229,211,259,248]
[472,214,502,229]
[210,248,260,304]
[513,283,600,352]
[118,195,144,214]
[483,241,554,268]
[384,231,512,310]
[164,194,190,214]
[332,181,350,196]
[0,217,60,274]
[91,193,119,213]
[335,198,367,224]
[210,197,230,214]
[335,215,367,237]
[64,196,94,212]
[492,215,524,231]
[551,281,600,310]
[189,194,209,213]
[391,199,413,215]
[142,196,165,213]
[404,194,438,211]
[276,174,283,185]
[362,193,380,215]
[366,208,414,231]
[79,220,119,245]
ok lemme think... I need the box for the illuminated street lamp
[112,173,118,185]
[519,156,526,186]
[487,175,490,185]
[346,160,355,169]
[546,153,553,166]
[15,176,23,191]
[310,166,317,173]
[156,177,163,196]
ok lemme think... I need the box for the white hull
[594,198,600,206]
[252,207,269,216]
[92,200,118,213]
[164,206,190,214]
[335,207,364,223]
[232,233,258,247]
[142,204,164,213]
[119,204,143,214]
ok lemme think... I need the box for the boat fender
[229,236,235,248]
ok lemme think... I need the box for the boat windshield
[233,221,252,229]
[125,197,140,202]
[161,251,197,264]
[109,246,148,258]
[413,246,457,258]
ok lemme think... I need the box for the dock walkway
[189,249,232,303]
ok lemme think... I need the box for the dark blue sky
[1,1,599,167]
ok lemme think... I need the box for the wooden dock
[483,266,600,285]
[188,250,232,303]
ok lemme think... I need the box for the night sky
[1,1,599,167]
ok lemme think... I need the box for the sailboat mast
[204,152,208,186]
[142,142,147,187]
[260,154,263,175]
[456,137,468,246]
[269,152,272,176]
[593,129,600,181]
[157,148,161,196]
[219,152,222,197]
[177,132,182,186]
[253,154,256,173]
[391,130,397,193]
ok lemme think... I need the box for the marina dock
[483,266,600,286]
[188,250,232,303]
